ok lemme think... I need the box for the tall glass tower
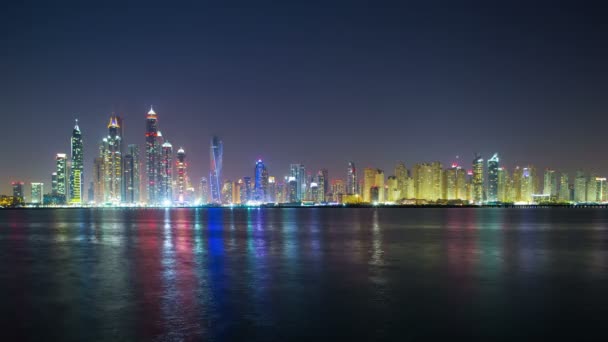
[487,153,499,202]
[254,159,268,202]
[160,141,173,204]
[102,116,122,204]
[176,147,187,203]
[347,162,357,195]
[209,136,223,204]
[290,164,306,201]
[55,153,67,199]
[69,119,83,204]
[472,154,484,204]
[145,106,160,204]
[123,144,140,203]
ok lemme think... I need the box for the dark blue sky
[1,1,608,193]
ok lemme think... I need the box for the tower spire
[148,105,156,116]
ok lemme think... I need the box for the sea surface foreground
[0,208,607,340]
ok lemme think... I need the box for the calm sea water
[0,208,607,341]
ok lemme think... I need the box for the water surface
[0,208,607,340]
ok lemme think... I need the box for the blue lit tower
[145,106,161,204]
[69,119,84,204]
[487,153,499,202]
[209,136,223,204]
[254,159,268,202]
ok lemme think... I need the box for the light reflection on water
[0,208,607,340]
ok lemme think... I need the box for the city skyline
[3,107,608,206]
[2,3,608,195]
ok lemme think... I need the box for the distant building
[12,182,24,202]
[100,116,122,204]
[176,147,187,203]
[574,171,587,202]
[254,159,268,202]
[145,106,161,204]
[69,119,84,204]
[123,144,140,203]
[55,154,67,204]
[487,153,499,202]
[31,182,43,204]
[199,177,209,204]
[210,136,223,204]
[290,164,306,201]
[472,155,484,204]
[559,173,570,202]
[347,161,357,195]
[160,141,173,204]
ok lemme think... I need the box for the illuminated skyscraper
[487,153,499,202]
[543,169,558,200]
[123,144,140,203]
[445,167,457,200]
[267,176,276,203]
[331,179,345,202]
[145,106,161,204]
[375,169,385,202]
[288,177,298,202]
[387,176,400,202]
[176,147,187,203]
[497,167,510,202]
[222,180,233,204]
[574,171,587,202]
[595,177,607,202]
[254,159,268,202]
[51,172,58,195]
[232,180,241,204]
[347,162,357,195]
[31,183,43,204]
[241,176,253,203]
[290,164,306,201]
[520,166,537,203]
[93,157,104,204]
[210,136,223,204]
[586,175,598,202]
[395,162,408,199]
[160,141,173,204]
[559,173,570,202]
[69,119,83,204]
[101,116,122,204]
[363,168,376,202]
[12,182,24,202]
[472,155,484,204]
[199,177,209,204]
[316,169,328,202]
[55,153,67,201]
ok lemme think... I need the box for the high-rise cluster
[10,111,608,206]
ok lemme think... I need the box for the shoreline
[2,204,608,210]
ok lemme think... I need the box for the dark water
[0,208,607,341]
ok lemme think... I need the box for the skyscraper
[51,172,58,195]
[290,164,306,202]
[123,144,140,203]
[574,171,587,202]
[31,182,43,204]
[210,136,223,204]
[69,119,83,204]
[347,162,357,195]
[543,169,558,199]
[395,162,408,200]
[497,167,510,202]
[199,177,209,204]
[363,168,376,202]
[55,153,67,200]
[176,147,187,203]
[316,169,327,202]
[487,153,499,202]
[101,116,122,204]
[12,182,24,202]
[254,159,268,202]
[559,172,570,202]
[160,141,173,204]
[472,155,484,204]
[145,106,161,204]
[93,157,104,204]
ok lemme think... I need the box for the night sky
[1,1,607,194]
